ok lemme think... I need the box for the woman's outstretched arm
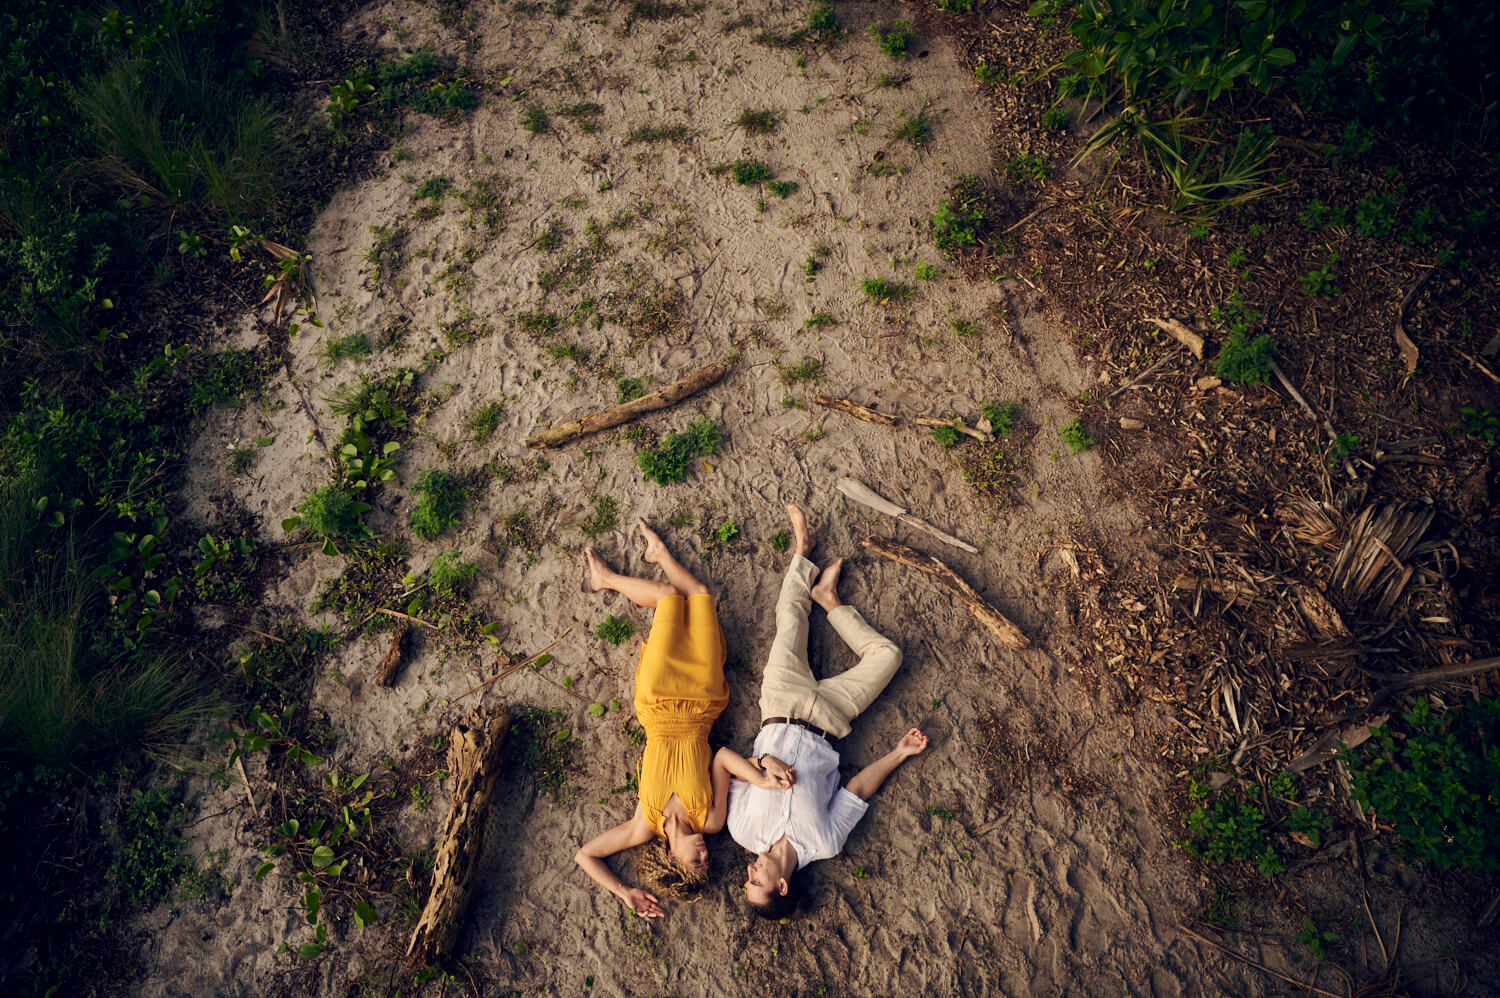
[574,804,662,916]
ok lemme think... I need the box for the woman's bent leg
[586,547,680,608]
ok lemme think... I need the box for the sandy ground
[131,2,1493,996]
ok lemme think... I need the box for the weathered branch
[525,361,729,448]
[862,535,1029,649]
[812,394,899,427]
[405,706,512,969]
[1145,317,1204,359]
[376,625,411,687]
[913,415,994,443]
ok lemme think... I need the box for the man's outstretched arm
[844,728,928,801]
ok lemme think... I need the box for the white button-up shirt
[726,723,869,869]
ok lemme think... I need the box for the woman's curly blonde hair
[638,840,708,900]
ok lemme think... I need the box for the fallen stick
[406,706,512,969]
[913,415,994,443]
[233,744,259,818]
[524,361,729,448]
[1393,265,1436,376]
[812,394,899,427]
[1176,925,1345,998]
[376,625,411,687]
[376,607,440,629]
[837,477,979,554]
[1146,317,1204,360]
[1362,655,1499,712]
[862,535,1029,649]
[1270,361,1357,480]
[453,629,572,704]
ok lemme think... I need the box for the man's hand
[758,754,797,790]
[895,727,928,758]
[620,886,664,918]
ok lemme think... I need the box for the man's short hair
[748,868,805,920]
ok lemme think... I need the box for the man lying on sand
[574,521,791,918]
[727,504,929,918]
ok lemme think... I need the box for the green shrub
[1343,697,1500,873]
[771,529,790,553]
[410,469,467,540]
[766,179,798,199]
[467,401,505,443]
[807,4,839,35]
[870,20,914,58]
[1060,419,1095,453]
[1181,780,1284,878]
[1213,333,1275,386]
[931,424,963,448]
[889,110,936,146]
[109,787,191,907]
[932,199,984,255]
[637,417,724,485]
[294,484,373,543]
[428,549,478,593]
[981,400,1020,436]
[596,614,636,646]
[729,159,774,185]
[615,376,647,403]
[861,278,915,304]
[712,520,739,544]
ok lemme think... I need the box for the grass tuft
[410,469,468,540]
[637,417,724,485]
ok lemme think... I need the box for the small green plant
[320,333,371,363]
[428,549,478,593]
[1298,199,1348,230]
[1181,780,1284,878]
[711,520,740,545]
[1211,295,1274,386]
[931,199,984,255]
[997,152,1051,183]
[580,496,620,539]
[931,423,963,448]
[410,469,468,540]
[637,417,725,485]
[734,108,778,135]
[974,60,1000,84]
[509,705,583,805]
[779,357,823,385]
[615,376,648,403]
[1342,697,1500,873]
[1041,105,1070,130]
[938,0,974,10]
[596,614,636,646]
[889,110,935,147]
[285,485,372,554]
[861,277,915,304]
[1325,431,1359,468]
[950,318,978,337]
[807,3,839,35]
[414,176,451,201]
[537,218,567,253]
[625,122,693,145]
[729,159,774,185]
[1333,120,1376,161]
[467,401,505,443]
[1459,405,1499,446]
[766,180,799,199]
[1299,253,1340,296]
[981,400,1019,435]
[177,230,207,258]
[1297,918,1341,963]
[1060,420,1096,454]
[804,312,836,328]
[870,20,914,58]
[771,529,791,553]
[522,106,551,134]
[924,803,955,822]
[915,262,937,280]
[1354,192,1401,238]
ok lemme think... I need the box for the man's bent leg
[805,606,902,737]
[757,555,822,720]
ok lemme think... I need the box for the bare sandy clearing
[151,2,1293,995]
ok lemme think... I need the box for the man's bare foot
[787,504,816,558]
[584,547,614,592]
[636,518,668,565]
[810,557,844,610]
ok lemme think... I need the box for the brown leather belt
[762,716,835,744]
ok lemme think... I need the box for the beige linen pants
[758,555,903,739]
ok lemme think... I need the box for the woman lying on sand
[574,520,791,917]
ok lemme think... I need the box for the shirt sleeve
[825,788,870,851]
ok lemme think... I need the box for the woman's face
[671,831,709,874]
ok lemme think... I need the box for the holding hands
[757,754,797,790]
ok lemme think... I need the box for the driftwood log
[812,394,898,427]
[405,706,512,969]
[862,535,1029,649]
[524,361,729,448]
[375,625,411,687]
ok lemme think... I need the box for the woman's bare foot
[636,518,668,565]
[810,557,844,610]
[584,547,614,592]
[787,504,816,558]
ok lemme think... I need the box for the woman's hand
[758,754,797,789]
[620,886,665,918]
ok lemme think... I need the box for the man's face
[745,851,785,904]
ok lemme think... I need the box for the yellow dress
[634,593,729,836]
